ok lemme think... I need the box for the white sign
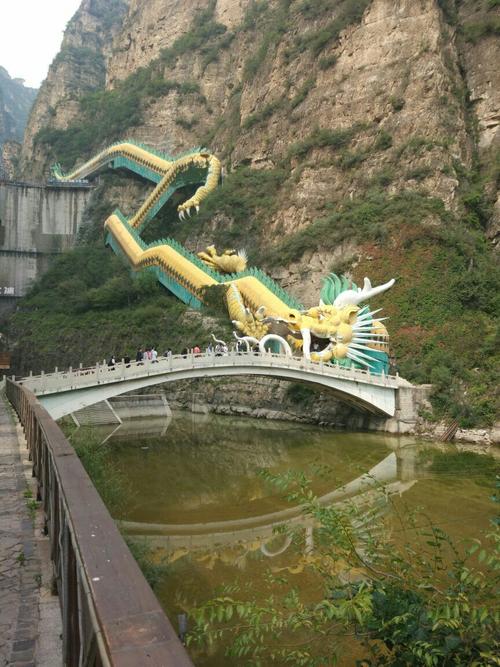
[1,287,15,295]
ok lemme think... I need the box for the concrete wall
[0,180,92,302]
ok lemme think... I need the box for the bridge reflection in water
[97,416,422,567]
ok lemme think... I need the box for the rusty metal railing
[6,378,193,667]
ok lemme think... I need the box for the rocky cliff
[0,67,36,176]
[10,0,500,426]
[19,0,128,177]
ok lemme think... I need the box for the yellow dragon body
[52,141,393,372]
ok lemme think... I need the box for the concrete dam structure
[0,180,92,311]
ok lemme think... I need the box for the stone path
[0,393,41,666]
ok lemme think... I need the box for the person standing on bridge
[136,348,144,364]
[151,346,158,363]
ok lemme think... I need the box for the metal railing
[17,350,404,397]
[5,378,193,667]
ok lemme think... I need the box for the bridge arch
[18,352,406,420]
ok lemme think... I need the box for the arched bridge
[16,351,412,420]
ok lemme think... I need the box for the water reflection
[98,413,449,567]
[91,412,497,666]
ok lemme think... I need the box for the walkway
[0,393,61,666]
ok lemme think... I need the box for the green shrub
[406,166,432,181]
[389,95,405,111]
[240,0,269,31]
[436,0,458,25]
[175,116,199,130]
[374,130,393,151]
[462,17,500,43]
[289,77,315,109]
[188,472,500,664]
[287,124,363,160]
[160,1,227,65]
[243,98,285,129]
[242,1,290,82]
[318,54,338,70]
[337,149,367,169]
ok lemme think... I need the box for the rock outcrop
[0,67,36,176]
[19,0,128,179]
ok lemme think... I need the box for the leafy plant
[187,472,500,665]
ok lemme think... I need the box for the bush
[287,124,363,160]
[462,17,500,43]
[161,1,227,65]
[374,130,393,151]
[318,54,338,70]
[242,0,290,82]
[389,95,405,111]
[187,472,500,665]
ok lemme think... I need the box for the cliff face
[20,0,498,229]
[13,0,500,425]
[0,67,36,176]
[19,0,128,177]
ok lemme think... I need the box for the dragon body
[51,141,393,373]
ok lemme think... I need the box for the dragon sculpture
[51,141,394,373]
[228,273,394,372]
[197,246,248,274]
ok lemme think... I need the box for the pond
[90,412,498,665]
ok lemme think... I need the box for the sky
[0,0,82,88]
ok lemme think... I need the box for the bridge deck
[19,351,404,395]
[15,351,407,420]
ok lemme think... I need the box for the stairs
[72,400,122,426]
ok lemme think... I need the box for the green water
[98,412,498,665]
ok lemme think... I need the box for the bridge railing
[18,350,403,394]
[5,378,193,667]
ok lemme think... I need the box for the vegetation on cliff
[6,0,499,428]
